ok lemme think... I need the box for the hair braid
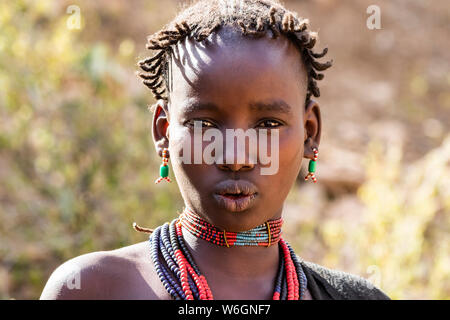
[138,0,332,108]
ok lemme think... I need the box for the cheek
[168,123,190,160]
[167,124,205,200]
[167,123,211,188]
[168,124,198,178]
[277,125,304,182]
[286,130,303,168]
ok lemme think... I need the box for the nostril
[216,163,255,172]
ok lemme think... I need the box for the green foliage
[0,1,182,299]
[356,136,450,299]
[286,135,450,300]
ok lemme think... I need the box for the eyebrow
[182,102,219,114]
[249,99,292,114]
[182,99,292,114]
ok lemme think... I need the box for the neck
[179,207,282,279]
[180,207,283,247]
[182,225,280,277]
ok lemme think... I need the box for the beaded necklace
[180,207,283,247]
[148,207,308,300]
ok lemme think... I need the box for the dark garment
[298,257,390,300]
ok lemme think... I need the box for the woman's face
[153,26,320,231]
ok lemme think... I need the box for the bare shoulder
[40,241,169,300]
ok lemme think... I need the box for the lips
[213,179,259,212]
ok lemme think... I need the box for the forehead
[168,25,307,112]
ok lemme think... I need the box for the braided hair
[138,0,332,111]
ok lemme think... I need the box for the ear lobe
[152,100,170,157]
[303,99,321,159]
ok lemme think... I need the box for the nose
[214,130,257,172]
[216,162,255,172]
[216,149,256,172]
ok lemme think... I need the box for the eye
[257,119,283,128]
[186,119,216,128]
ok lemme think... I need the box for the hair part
[137,0,333,112]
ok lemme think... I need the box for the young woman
[41,0,390,300]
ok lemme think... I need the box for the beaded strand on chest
[148,207,308,300]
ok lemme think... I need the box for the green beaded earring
[155,147,172,184]
[304,147,318,183]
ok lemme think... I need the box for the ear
[303,99,321,160]
[152,99,170,157]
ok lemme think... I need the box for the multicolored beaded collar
[179,207,283,247]
[140,207,308,300]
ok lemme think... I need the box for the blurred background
[0,0,448,299]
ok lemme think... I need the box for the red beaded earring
[155,148,172,184]
[304,147,318,183]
